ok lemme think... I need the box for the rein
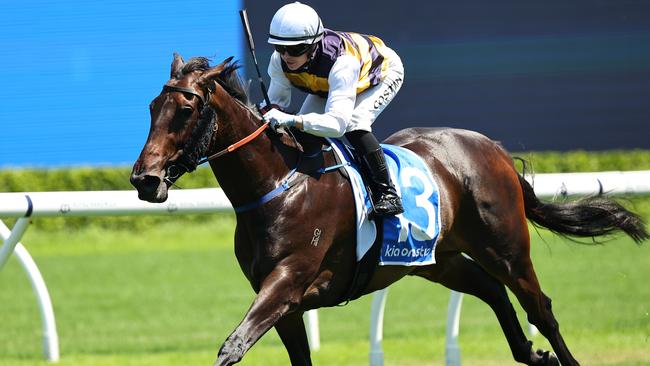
[164,119,270,183]
[196,121,270,165]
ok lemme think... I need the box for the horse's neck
[208,88,295,207]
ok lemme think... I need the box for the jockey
[261,1,405,217]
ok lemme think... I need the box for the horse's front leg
[214,265,310,366]
[275,311,312,365]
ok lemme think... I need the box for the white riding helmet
[268,2,324,46]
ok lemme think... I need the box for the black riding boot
[362,148,404,216]
[346,130,404,217]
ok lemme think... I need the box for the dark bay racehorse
[130,54,648,366]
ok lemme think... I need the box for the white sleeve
[265,52,292,109]
[300,55,359,137]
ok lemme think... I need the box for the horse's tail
[517,174,649,244]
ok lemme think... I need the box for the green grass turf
[1,210,649,366]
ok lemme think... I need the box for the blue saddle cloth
[380,145,442,265]
[330,139,442,266]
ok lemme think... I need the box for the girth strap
[233,170,308,213]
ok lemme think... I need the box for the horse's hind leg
[458,158,579,365]
[413,252,550,365]
[274,311,312,366]
[464,223,577,365]
[492,253,577,366]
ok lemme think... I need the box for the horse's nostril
[130,173,161,191]
[141,175,161,189]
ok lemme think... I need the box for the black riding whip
[239,9,271,107]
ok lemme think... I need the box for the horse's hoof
[535,349,560,366]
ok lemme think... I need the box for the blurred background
[1,0,649,165]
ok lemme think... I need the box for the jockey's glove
[263,108,298,131]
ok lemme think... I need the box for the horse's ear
[220,56,234,66]
[196,56,236,89]
[170,52,184,79]
[197,66,224,88]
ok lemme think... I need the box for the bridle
[159,82,270,185]
[162,84,206,105]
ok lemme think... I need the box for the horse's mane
[177,56,251,105]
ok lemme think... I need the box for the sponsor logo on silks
[373,77,403,109]
[379,144,441,266]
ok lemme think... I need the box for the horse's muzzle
[130,171,168,203]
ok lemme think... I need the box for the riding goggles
[274,43,315,57]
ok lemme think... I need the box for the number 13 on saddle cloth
[329,139,442,266]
